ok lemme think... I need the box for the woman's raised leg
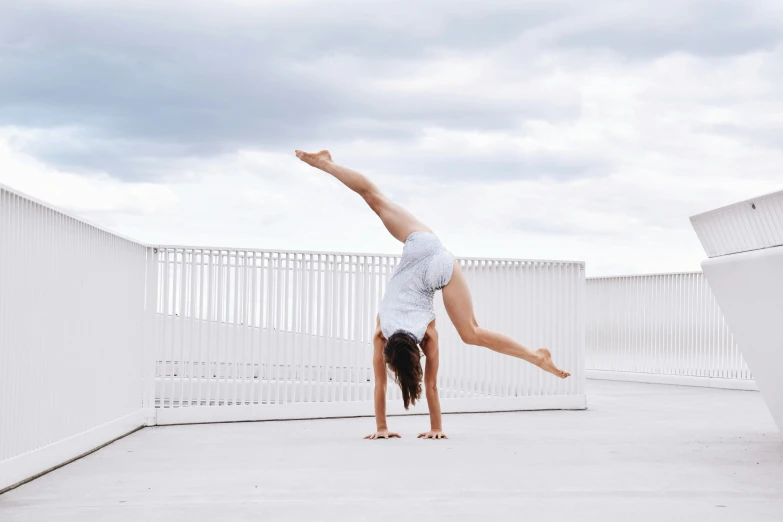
[295,150,430,243]
[441,261,570,379]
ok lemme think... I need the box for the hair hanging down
[383,331,423,410]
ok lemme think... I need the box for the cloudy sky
[1,0,781,275]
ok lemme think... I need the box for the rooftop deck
[2,381,781,522]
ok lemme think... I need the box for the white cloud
[0,133,178,220]
[1,0,782,277]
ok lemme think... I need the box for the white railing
[153,247,586,424]
[586,273,752,384]
[0,185,154,491]
[0,183,586,488]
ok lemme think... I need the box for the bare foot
[535,348,570,379]
[295,149,332,168]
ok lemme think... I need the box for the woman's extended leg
[441,261,570,379]
[295,149,430,243]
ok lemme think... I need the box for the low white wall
[586,370,757,391]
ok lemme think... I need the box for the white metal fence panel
[691,190,783,258]
[0,185,150,489]
[433,258,585,401]
[154,247,585,412]
[586,273,752,380]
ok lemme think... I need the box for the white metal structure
[153,247,587,425]
[0,184,155,492]
[691,190,783,258]
[693,189,783,431]
[0,185,586,491]
[586,273,753,390]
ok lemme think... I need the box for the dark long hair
[383,331,423,410]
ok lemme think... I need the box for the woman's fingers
[416,431,448,439]
[365,431,401,439]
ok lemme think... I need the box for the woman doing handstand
[295,150,570,440]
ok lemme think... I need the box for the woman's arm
[419,322,447,439]
[364,316,401,440]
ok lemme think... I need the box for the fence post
[142,246,159,426]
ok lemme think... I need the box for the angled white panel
[693,189,783,432]
[701,247,783,431]
[690,190,783,258]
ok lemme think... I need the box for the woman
[295,150,570,440]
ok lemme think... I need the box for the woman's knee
[362,190,385,213]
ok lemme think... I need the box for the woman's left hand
[418,429,448,439]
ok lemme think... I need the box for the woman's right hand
[364,429,401,440]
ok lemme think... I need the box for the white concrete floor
[1,381,782,522]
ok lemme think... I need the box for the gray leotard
[379,231,455,343]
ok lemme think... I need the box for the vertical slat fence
[586,273,752,380]
[154,246,586,421]
[0,184,151,492]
